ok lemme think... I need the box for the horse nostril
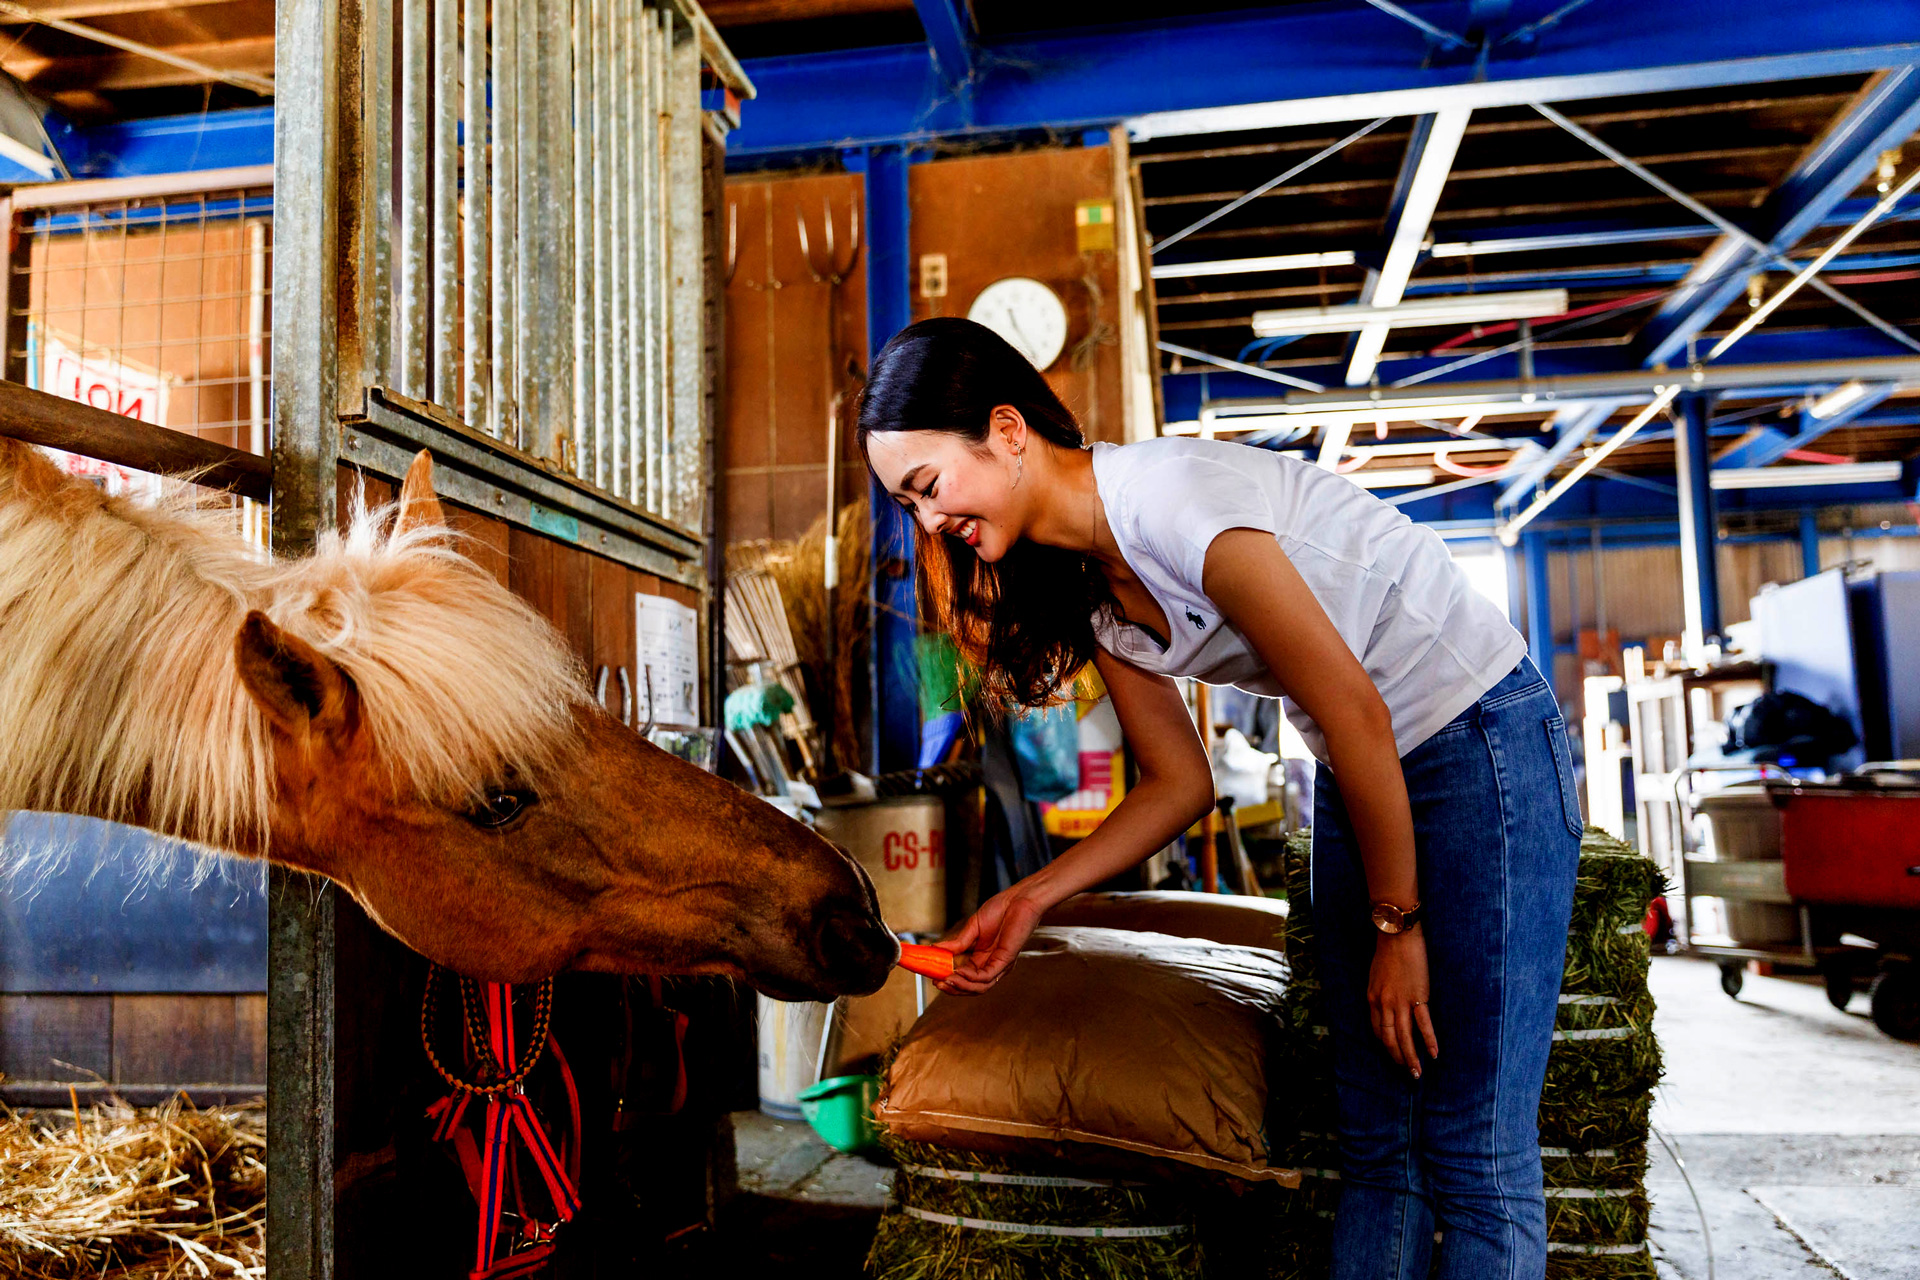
[817,903,898,993]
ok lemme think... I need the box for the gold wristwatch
[1371,901,1424,934]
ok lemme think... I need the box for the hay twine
[0,1093,264,1279]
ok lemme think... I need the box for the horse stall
[269,0,755,1274]
[0,2,766,1276]
[0,170,276,1120]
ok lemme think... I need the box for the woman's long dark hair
[857,317,1112,708]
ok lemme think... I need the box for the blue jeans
[1311,658,1582,1280]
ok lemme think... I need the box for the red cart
[1684,766,1920,1041]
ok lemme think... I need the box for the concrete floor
[1646,954,1920,1280]
[719,954,1920,1278]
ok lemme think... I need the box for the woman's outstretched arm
[937,647,1215,994]
[1202,527,1437,1076]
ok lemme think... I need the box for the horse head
[233,453,896,998]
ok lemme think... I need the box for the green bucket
[797,1073,881,1154]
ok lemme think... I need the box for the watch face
[967,276,1069,371]
[1371,904,1405,933]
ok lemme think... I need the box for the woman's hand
[935,886,1051,995]
[1369,928,1440,1078]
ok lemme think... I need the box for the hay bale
[0,1096,264,1279]
[1542,1142,1649,1191]
[1546,1244,1658,1279]
[867,1136,1202,1280]
[1251,827,1664,1278]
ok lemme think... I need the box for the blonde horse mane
[0,439,589,854]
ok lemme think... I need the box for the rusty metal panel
[431,0,459,404]
[622,0,637,506]
[396,0,429,399]
[490,0,518,444]
[572,0,593,481]
[592,0,614,490]
[667,17,704,529]
[462,0,490,428]
[362,0,394,393]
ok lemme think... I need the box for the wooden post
[267,0,344,1266]
[1192,683,1219,893]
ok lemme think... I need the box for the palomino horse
[0,439,896,999]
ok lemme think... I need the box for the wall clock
[967,276,1069,371]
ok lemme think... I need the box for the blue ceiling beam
[728,1,1920,157]
[1499,70,1920,505]
[1637,66,1920,367]
[1419,195,1920,260]
[913,0,977,97]
[1394,248,1920,296]
[1160,326,1920,419]
[1713,381,1901,468]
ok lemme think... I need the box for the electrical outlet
[919,253,948,299]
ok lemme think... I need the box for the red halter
[426,981,583,1279]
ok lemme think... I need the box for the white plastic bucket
[755,994,832,1119]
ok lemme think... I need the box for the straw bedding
[0,1096,264,1279]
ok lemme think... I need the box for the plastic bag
[1010,702,1081,802]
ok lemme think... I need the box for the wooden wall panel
[718,146,1131,548]
[446,506,511,585]
[721,171,868,544]
[909,146,1128,446]
[112,994,262,1085]
[0,994,111,1082]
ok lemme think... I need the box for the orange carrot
[897,943,956,980]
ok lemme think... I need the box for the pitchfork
[796,197,864,777]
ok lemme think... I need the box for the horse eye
[467,788,535,829]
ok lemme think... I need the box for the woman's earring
[1010,449,1025,490]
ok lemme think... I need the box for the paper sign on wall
[636,594,700,728]
[41,331,171,426]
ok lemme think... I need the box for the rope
[898,1205,1189,1239]
[1553,1026,1636,1041]
[1548,1242,1651,1256]
[898,1164,1142,1189]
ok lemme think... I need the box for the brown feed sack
[1043,889,1288,952]
[877,927,1301,1184]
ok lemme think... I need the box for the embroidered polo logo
[1186,609,1207,630]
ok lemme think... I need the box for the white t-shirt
[1089,436,1526,763]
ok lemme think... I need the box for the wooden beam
[0,378,272,500]
[4,33,271,90]
[1,0,231,18]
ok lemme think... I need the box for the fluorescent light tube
[1252,290,1570,338]
[1352,467,1437,489]
[1711,463,1901,490]
[1807,381,1868,420]
[1151,251,1357,280]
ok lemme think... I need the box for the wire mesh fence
[2,173,273,538]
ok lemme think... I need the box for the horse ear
[394,450,447,539]
[235,611,358,743]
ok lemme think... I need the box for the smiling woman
[858,316,1120,708]
[859,315,1584,1280]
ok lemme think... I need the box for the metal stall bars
[271,0,751,1274]
[0,167,276,542]
[339,0,734,542]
